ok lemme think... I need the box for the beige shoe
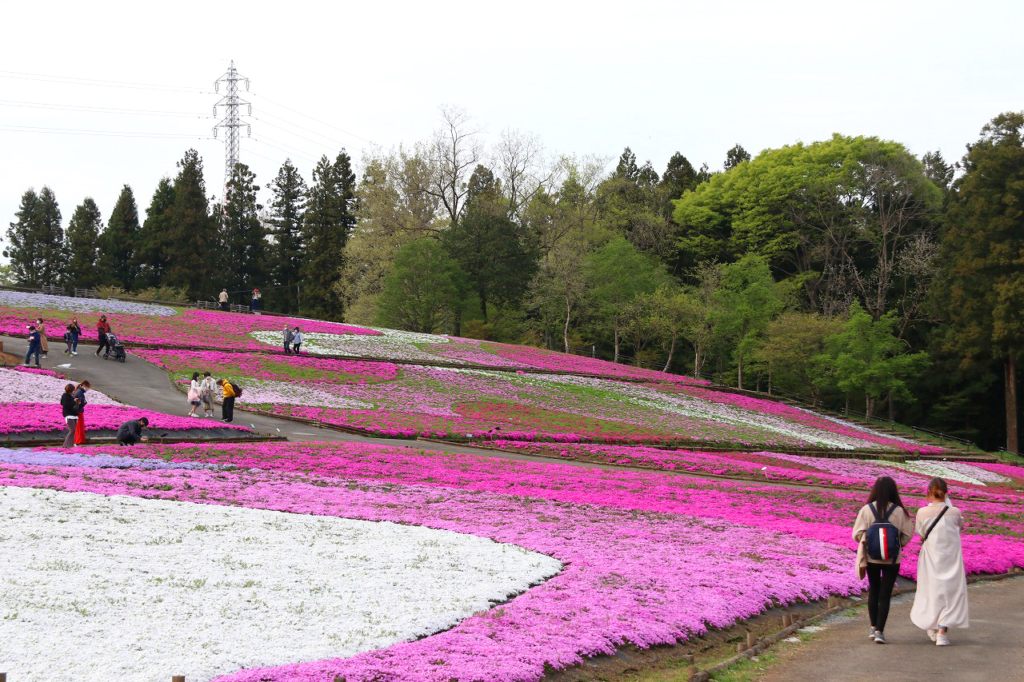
[927,629,938,641]
[936,633,950,646]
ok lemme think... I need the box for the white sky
[1,0,1021,251]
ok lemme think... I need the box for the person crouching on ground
[60,383,81,447]
[853,476,914,644]
[200,371,217,417]
[218,378,236,422]
[117,417,149,446]
[911,477,968,646]
[292,327,303,354]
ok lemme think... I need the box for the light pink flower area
[5,441,1022,681]
[973,462,1024,484]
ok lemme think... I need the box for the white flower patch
[241,379,374,409]
[0,290,178,316]
[251,328,456,363]
[885,460,1009,487]
[0,367,122,405]
[0,486,561,682]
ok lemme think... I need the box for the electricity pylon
[212,60,251,198]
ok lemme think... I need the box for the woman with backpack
[852,476,914,644]
[911,477,968,646]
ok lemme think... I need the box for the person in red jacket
[95,316,112,357]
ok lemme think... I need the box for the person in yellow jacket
[218,378,236,423]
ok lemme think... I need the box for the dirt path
[754,578,1024,682]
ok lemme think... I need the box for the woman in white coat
[911,477,968,646]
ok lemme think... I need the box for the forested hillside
[4,109,1023,451]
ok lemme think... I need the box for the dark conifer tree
[299,150,356,320]
[65,198,103,290]
[266,159,307,313]
[7,187,67,287]
[35,187,66,287]
[164,150,217,299]
[98,184,141,290]
[221,163,266,296]
[3,188,40,286]
[137,178,176,289]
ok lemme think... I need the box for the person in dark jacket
[60,383,81,447]
[64,318,82,356]
[73,381,91,445]
[96,316,112,357]
[282,326,293,355]
[24,325,41,367]
[116,417,149,446]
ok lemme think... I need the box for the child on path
[187,372,202,417]
[200,371,217,417]
[24,325,42,367]
[852,476,914,644]
[911,477,968,646]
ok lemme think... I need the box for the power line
[0,123,212,139]
[251,136,319,164]
[252,116,344,151]
[250,91,374,144]
[0,99,211,118]
[254,109,349,147]
[0,69,205,93]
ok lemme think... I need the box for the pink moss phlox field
[10,366,64,378]
[0,448,866,682]
[132,349,399,384]
[0,403,251,434]
[973,462,1024,484]
[0,306,379,351]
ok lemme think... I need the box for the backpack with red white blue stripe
[865,502,902,562]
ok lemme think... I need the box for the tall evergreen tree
[137,178,176,289]
[3,188,40,286]
[300,150,356,320]
[164,150,217,299]
[34,187,66,287]
[221,163,266,295]
[724,144,751,170]
[98,184,141,290]
[941,112,1024,452]
[65,198,103,290]
[266,159,307,313]
[660,152,698,199]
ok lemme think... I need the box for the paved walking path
[755,577,1024,682]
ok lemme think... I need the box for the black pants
[222,396,235,422]
[867,562,900,631]
[96,333,110,355]
[117,436,139,446]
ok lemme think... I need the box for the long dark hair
[867,476,905,515]
[192,372,200,381]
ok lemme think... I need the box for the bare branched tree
[495,128,554,222]
[422,105,484,226]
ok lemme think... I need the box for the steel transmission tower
[212,60,252,197]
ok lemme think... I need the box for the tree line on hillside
[3,107,1023,452]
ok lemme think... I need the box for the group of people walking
[24,315,121,367]
[282,326,303,354]
[853,475,968,646]
[186,370,238,423]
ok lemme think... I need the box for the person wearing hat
[219,288,229,311]
[251,288,261,313]
[24,324,42,367]
[116,417,149,446]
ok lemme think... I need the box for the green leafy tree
[374,238,468,333]
[817,302,929,419]
[221,163,266,295]
[164,150,217,299]
[598,148,671,257]
[713,254,784,389]
[443,165,538,323]
[97,185,141,290]
[940,112,1024,451]
[753,312,842,402]
[266,159,307,313]
[586,235,667,362]
[65,198,103,290]
[137,178,176,289]
[648,282,701,372]
[301,151,356,320]
[678,261,723,379]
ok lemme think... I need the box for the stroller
[103,332,127,363]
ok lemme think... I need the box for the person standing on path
[282,326,294,355]
[35,318,49,359]
[852,476,914,644]
[116,417,149,446]
[219,288,229,311]
[64,318,82,356]
[218,378,236,422]
[60,383,81,447]
[251,288,261,313]
[24,325,42,367]
[911,477,969,646]
[292,327,303,354]
[95,316,112,357]
[187,371,202,417]
[199,371,217,417]
[73,380,91,445]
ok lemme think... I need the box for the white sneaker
[927,629,938,641]
[936,633,950,646]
